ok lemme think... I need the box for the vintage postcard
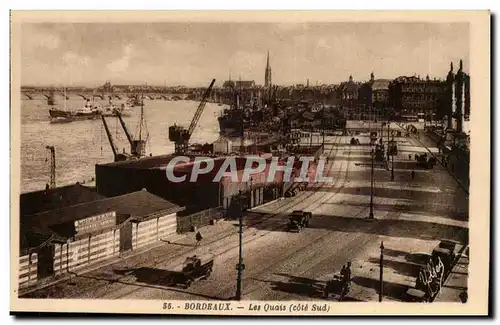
[10,11,490,316]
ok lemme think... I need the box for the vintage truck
[170,254,215,289]
[287,210,312,232]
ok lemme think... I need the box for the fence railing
[176,207,224,234]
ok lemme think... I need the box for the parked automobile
[287,210,312,232]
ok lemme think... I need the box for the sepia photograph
[10,10,490,315]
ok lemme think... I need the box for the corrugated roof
[20,183,106,219]
[22,190,184,231]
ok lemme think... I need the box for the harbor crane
[100,115,135,162]
[116,109,147,158]
[45,145,56,189]
[168,79,216,154]
[101,98,149,162]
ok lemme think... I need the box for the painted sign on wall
[75,211,116,234]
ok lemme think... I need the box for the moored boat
[49,97,101,122]
[101,99,133,117]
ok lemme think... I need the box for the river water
[19,96,227,193]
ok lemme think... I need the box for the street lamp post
[391,151,395,181]
[391,134,395,181]
[369,148,375,219]
[379,241,384,302]
[235,190,245,301]
[387,122,390,148]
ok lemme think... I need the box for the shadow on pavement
[110,267,228,300]
[252,274,326,300]
[352,276,411,302]
[366,250,431,278]
[160,239,194,248]
[323,198,468,222]
[367,258,423,278]
[247,211,468,243]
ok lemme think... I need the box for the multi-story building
[371,79,391,109]
[339,75,360,108]
[357,72,391,110]
[223,80,256,89]
[389,75,446,121]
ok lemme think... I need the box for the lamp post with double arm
[379,241,384,302]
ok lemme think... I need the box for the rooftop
[22,190,184,234]
[20,183,106,219]
[371,79,391,91]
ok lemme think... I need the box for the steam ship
[218,108,244,137]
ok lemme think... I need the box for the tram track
[264,158,423,301]
[27,134,351,299]
[116,136,356,300]
[106,135,349,299]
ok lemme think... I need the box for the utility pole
[322,127,325,147]
[369,148,375,219]
[379,241,384,302]
[235,190,245,301]
[45,145,56,189]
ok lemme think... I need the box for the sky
[19,22,469,87]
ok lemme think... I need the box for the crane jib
[187,79,216,137]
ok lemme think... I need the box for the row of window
[402,95,440,101]
[400,86,444,93]
[402,103,438,109]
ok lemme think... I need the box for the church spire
[265,51,272,88]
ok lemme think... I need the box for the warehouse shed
[19,190,184,289]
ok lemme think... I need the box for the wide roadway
[23,132,468,301]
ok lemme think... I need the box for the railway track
[109,135,358,299]
[25,134,353,299]
[104,135,349,299]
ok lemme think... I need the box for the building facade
[371,79,391,109]
[389,75,446,120]
[339,75,360,108]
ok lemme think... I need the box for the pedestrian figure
[345,262,352,284]
[195,231,203,247]
[411,170,416,181]
[340,265,346,279]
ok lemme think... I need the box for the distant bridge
[21,87,274,105]
[21,91,191,101]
